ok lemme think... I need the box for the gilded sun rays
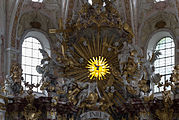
[65,33,119,83]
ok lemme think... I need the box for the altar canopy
[0,0,179,120]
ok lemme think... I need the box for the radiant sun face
[86,56,110,80]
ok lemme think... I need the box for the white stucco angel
[142,50,161,84]
[4,75,14,96]
[76,82,101,106]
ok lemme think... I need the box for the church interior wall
[0,0,179,119]
[0,0,179,96]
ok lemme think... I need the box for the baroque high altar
[0,0,179,120]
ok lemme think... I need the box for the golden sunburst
[86,56,110,80]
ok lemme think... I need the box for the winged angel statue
[118,41,161,95]
[3,63,23,96]
[36,48,75,99]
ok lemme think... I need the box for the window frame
[154,0,165,3]
[20,30,51,56]
[153,36,175,93]
[21,37,43,92]
[31,0,43,3]
[20,30,51,94]
[146,30,176,94]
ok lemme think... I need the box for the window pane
[24,42,32,49]
[22,48,26,56]
[32,0,43,3]
[25,65,32,74]
[159,59,165,67]
[154,85,158,92]
[159,44,165,50]
[166,43,172,49]
[39,52,43,58]
[25,48,32,57]
[22,57,26,65]
[171,57,175,64]
[32,50,39,58]
[166,58,172,66]
[32,58,39,66]
[166,49,172,57]
[26,74,32,84]
[32,43,41,49]
[171,48,175,56]
[155,68,160,74]
[22,65,26,73]
[154,0,165,3]
[159,49,165,58]
[23,57,32,66]
[158,38,165,44]
[31,66,38,75]
[166,66,173,74]
[166,37,172,43]
[171,42,175,47]
[166,75,171,80]
[159,67,166,75]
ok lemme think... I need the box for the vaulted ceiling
[1,0,179,47]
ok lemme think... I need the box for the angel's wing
[149,50,161,64]
[39,49,49,59]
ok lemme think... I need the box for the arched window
[88,0,92,5]
[22,37,43,92]
[21,31,50,93]
[32,0,43,3]
[154,37,175,92]
[154,0,165,3]
[88,0,107,6]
